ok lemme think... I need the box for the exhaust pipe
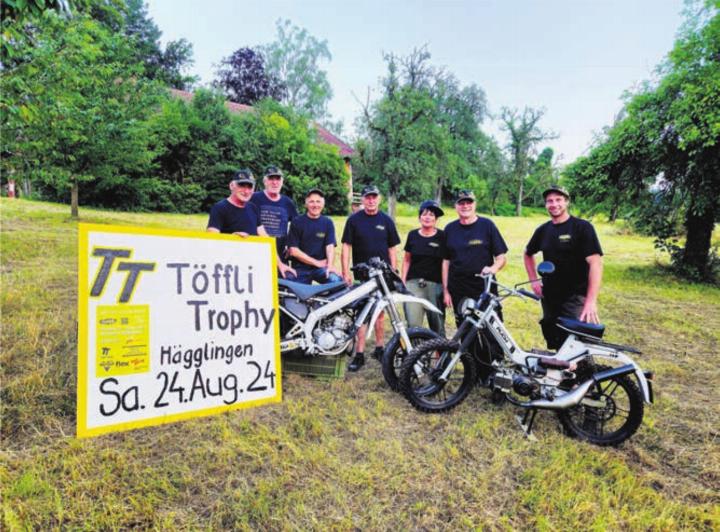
[515,364,636,411]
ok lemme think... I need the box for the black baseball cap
[542,185,570,199]
[233,169,255,185]
[305,187,325,198]
[419,200,444,217]
[361,185,380,197]
[264,165,283,178]
[455,190,476,203]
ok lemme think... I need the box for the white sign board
[77,224,281,437]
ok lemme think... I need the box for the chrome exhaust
[517,364,636,410]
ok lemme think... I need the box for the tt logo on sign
[90,248,156,303]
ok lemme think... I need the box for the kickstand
[516,409,538,441]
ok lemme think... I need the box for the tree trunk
[434,175,444,203]
[71,179,79,218]
[610,200,619,223]
[388,192,397,220]
[516,176,524,217]
[22,178,32,197]
[682,207,715,277]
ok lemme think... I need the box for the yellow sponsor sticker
[96,304,150,377]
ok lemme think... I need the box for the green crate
[282,352,346,379]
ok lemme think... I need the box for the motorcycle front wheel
[557,364,644,447]
[381,327,440,392]
[398,338,478,413]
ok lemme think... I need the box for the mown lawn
[1,198,719,530]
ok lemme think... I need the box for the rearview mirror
[537,261,555,276]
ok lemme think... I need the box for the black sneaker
[348,353,365,372]
[372,346,384,360]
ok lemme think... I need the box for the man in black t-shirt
[442,190,508,317]
[524,185,604,349]
[286,188,342,284]
[341,185,401,371]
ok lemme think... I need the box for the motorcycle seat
[556,317,605,339]
[278,279,348,302]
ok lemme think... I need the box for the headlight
[458,297,475,315]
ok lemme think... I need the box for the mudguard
[365,294,441,339]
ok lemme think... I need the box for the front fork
[436,319,480,382]
[376,274,413,350]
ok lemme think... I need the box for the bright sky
[147,0,684,165]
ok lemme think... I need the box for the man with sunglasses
[208,169,295,278]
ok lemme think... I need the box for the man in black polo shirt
[286,188,342,284]
[442,190,508,317]
[524,185,603,349]
[341,185,401,371]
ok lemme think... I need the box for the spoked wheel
[557,364,644,446]
[398,338,478,413]
[381,327,440,391]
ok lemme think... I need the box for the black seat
[556,317,605,339]
[278,279,347,302]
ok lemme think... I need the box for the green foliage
[1,10,163,217]
[564,0,720,280]
[355,47,506,217]
[261,19,333,120]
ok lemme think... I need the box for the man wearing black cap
[341,185,401,371]
[207,169,296,278]
[286,188,342,284]
[250,165,299,259]
[207,170,263,236]
[442,190,508,316]
[401,199,447,336]
[524,185,604,350]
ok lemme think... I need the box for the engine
[312,314,354,355]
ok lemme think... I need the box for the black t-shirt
[525,216,603,300]
[341,210,401,266]
[249,192,299,253]
[404,229,446,283]
[207,199,261,235]
[444,217,508,276]
[286,214,336,272]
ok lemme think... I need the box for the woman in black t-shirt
[401,200,447,336]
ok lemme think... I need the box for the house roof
[168,88,354,158]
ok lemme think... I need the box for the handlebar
[477,273,541,302]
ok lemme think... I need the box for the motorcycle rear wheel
[381,327,440,391]
[399,338,478,413]
[557,364,644,446]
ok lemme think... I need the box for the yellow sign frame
[77,223,281,438]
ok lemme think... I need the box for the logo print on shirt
[559,234,572,242]
[316,232,326,238]
[376,225,385,231]
[428,242,439,247]
[468,239,484,246]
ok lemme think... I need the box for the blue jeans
[286,267,342,285]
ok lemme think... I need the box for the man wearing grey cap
[523,185,604,349]
[341,184,401,371]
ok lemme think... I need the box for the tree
[261,19,332,120]
[122,0,197,89]
[1,12,161,217]
[214,47,286,105]
[500,106,557,216]
[564,0,720,279]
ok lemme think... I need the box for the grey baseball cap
[361,185,380,197]
[233,169,255,185]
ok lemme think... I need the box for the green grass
[2,198,719,530]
